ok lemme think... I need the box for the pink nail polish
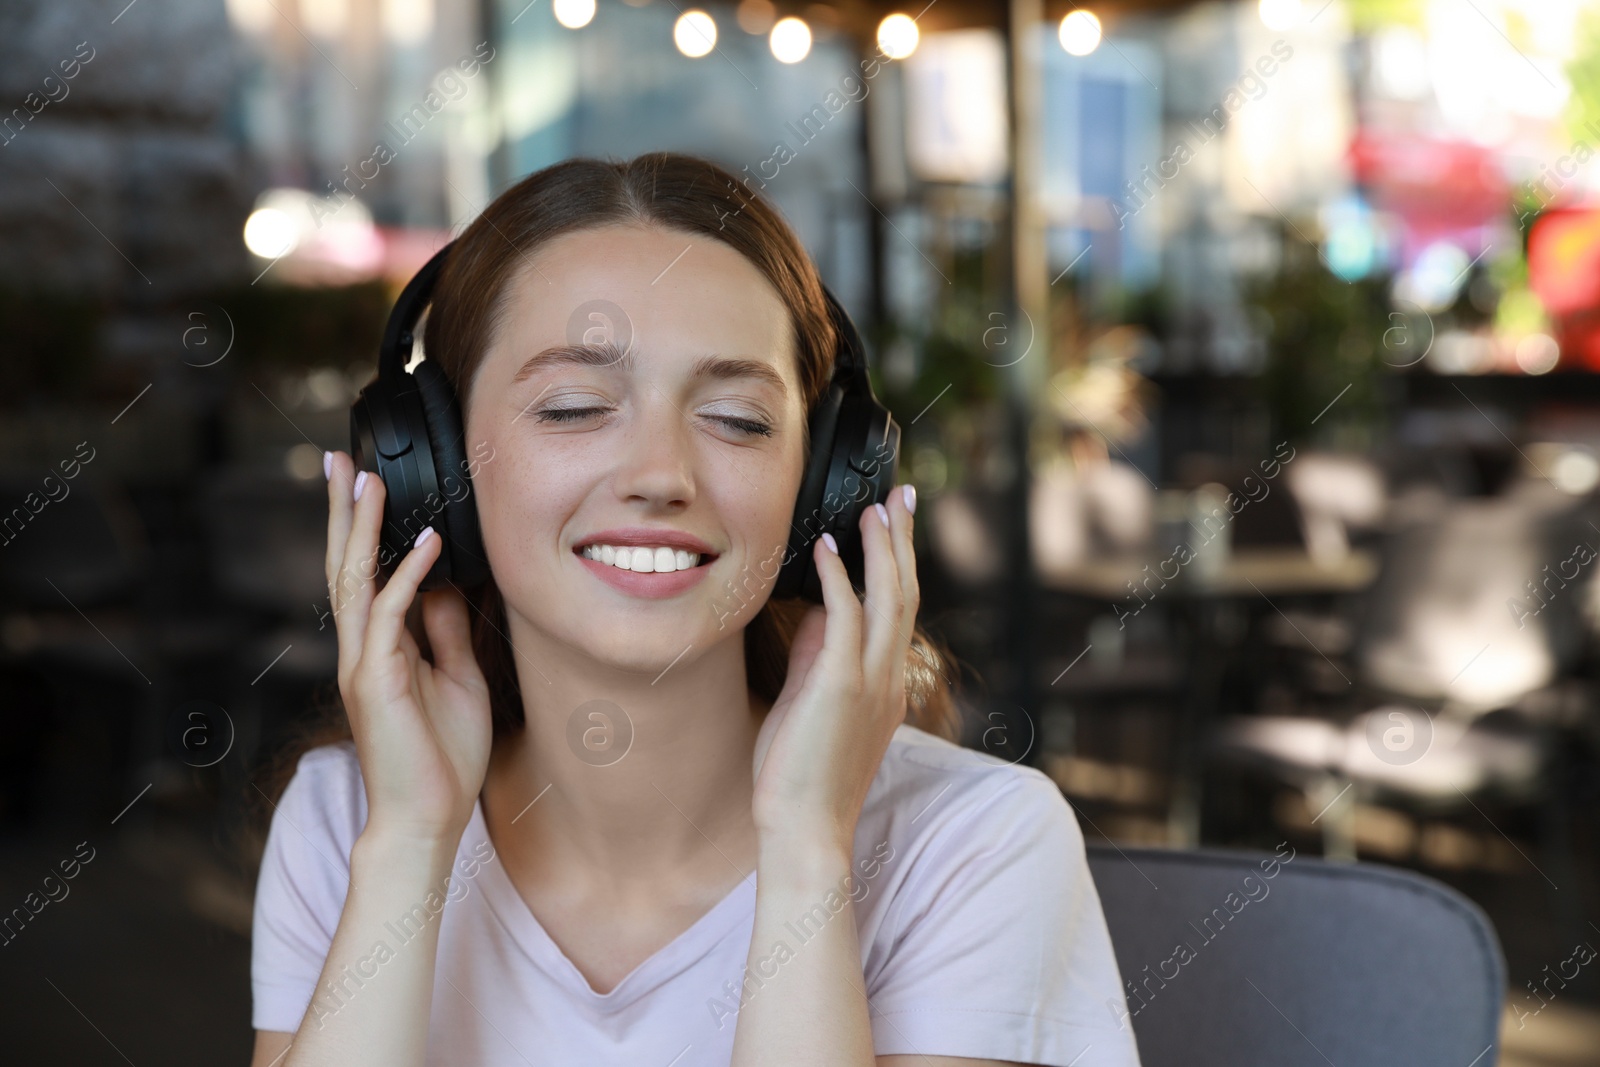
[902,483,916,515]
[415,526,434,548]
[821,532,839,555]
[875,502,889,527]
[354,470,368,501]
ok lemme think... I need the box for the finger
[886,484,920,640]
[334,469,389,667]
[325,451,356,592]
[421,586,481,684]
[812,532,863,685]
[365,525,444,665]
[858,499,904,681]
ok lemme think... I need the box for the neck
[480,607,766,891]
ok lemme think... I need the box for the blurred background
[3,0,1600,1062]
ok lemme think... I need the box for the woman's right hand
[324,450,493,846]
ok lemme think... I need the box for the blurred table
[1040,546,1378,601]
[1040,547,1379,846]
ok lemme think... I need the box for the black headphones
[351,239,901,604]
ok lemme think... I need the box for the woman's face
[463,222,810,675]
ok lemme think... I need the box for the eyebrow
[510,341,789,398]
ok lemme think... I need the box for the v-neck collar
[466,795,758,1014]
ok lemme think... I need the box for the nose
[611,388,697,510]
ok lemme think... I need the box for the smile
[571,542,718,599]
[580,544,704,573]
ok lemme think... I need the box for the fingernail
[821,532,839,555]
[902,483,916,515]
[323,451,332,481]
[875,502,890,528]
[354,470,368,501]
[415,526,434,548]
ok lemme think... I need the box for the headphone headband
[378,242,453,380]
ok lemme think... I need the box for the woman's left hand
[751,483,920,854]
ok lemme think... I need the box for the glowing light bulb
[770,16,811,63]
[554,0,596,29]
[1059,10,1101,56]
[674,10,717,58]
[877,13,919,60]
[244,208,299,259]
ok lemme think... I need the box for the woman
[248,153,1140,1067]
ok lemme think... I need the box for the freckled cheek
[725,456,803,565]
[472,452,574,572]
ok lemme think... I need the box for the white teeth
[580,544,704,573]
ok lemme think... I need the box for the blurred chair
[1086,843,1506,1067]
[1030,456,1154,578]
[1172,454,1307,551]
[927,484,1008,592]
[930,456,1155,587]
[1247,450,1387,709]
[1281,449,1387,565]
[1212,472,1595,932]
[1023,460,1187,828]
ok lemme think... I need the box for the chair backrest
[1351,479,1590,709]
[1085,844,1505,1067]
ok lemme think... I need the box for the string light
[674,10,717,57]
[1059,9,1101,56]
[877,13,919,60]
[553,0,596,30]
[770,16,811,63]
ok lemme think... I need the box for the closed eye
[536,406,609,424]
[535,407,773,438]
[713,415,774,438]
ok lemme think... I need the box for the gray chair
[1085,843,1505,1067]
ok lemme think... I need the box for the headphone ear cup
[796,389,901,603]
[774,380,844,602]
[411,360,490,590]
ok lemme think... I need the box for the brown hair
[251,152,964,823]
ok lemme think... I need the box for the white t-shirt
[251,722,1143,1066]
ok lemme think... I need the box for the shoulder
[285,738,363,798]
[857,728,1136,1059]
[855,723,1084,910]
[868,722,1079,848]
[268,740,367,852]
[251,741,368,1027]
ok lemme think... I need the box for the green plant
[1243,231,1393,448]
